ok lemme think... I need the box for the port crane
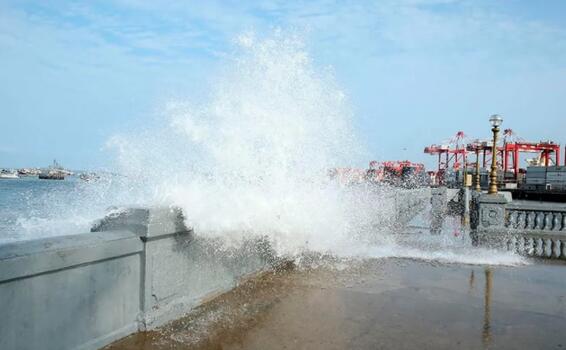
[425,129,562,185]
[423,131,469,184]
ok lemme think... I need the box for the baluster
[543,213,552,231]
[552,213,560,231]
[523,237,532,255]
[534,212,543,230]
[545,239,552,258]
[513,211,520,229]
[542,238,552,258]
[506,211,514,228]
[513,212,518,227]
[533,237,544,256]
[561,240,566,260]
[561,213,566,231]
[515,212,524,229]
[552,239,561,259]
[525,212,532,230]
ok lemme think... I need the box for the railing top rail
[507,202,566,212]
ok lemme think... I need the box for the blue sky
[1,0,566,169]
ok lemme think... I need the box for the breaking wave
[106,31,524,266]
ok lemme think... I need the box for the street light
[488,114,503,194]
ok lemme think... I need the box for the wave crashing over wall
[109,31,523,266]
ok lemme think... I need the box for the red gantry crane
[424,131,469,184]
[500,129,561,181]
[426,128,562,186]
[466,129,561,182]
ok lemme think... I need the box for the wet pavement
[107,258,566,350]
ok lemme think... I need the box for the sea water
[0,177,86,242]
[0,174,147,243]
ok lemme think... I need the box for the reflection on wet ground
[107,258,566,350]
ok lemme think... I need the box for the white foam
[107,31,525,267]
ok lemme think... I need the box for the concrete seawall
[0,188,431,350]
[0,207,275,350]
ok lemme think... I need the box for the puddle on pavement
[106,258,566,350]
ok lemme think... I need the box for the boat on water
[0,170,19,179]
[39,160,71,180]
[39,171,65,180]
[17,168,41,176]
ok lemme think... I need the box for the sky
[1,0,566,170]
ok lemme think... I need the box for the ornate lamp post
[488,114,503,194]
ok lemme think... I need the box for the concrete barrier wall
[0,207,274,350]
[0,231,143,350]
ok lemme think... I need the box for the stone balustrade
[506,206,566,232]
[472,194,566,259]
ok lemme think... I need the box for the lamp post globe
[489,114,503,128]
